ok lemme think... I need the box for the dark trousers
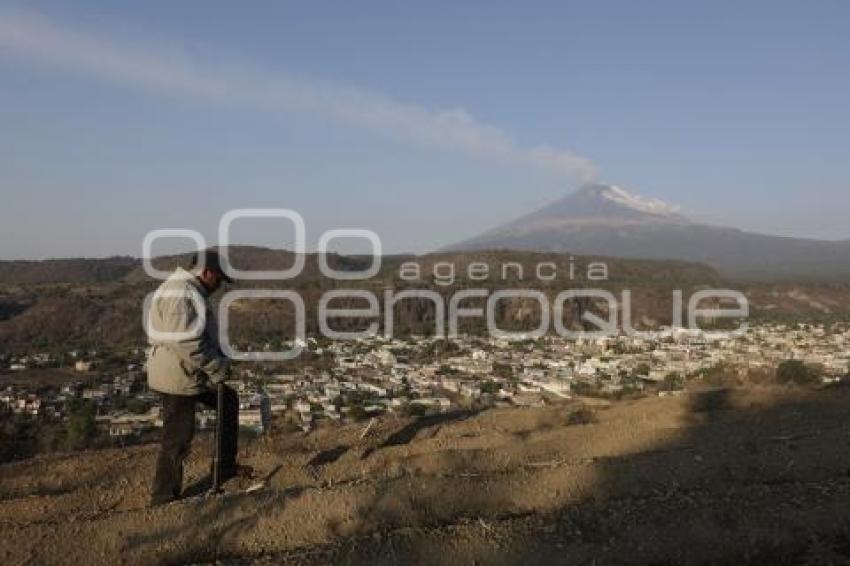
[150,386,238,504]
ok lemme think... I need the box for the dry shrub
[567,407,598,426]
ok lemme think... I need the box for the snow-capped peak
[593,184,682,217]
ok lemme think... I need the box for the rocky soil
[3,386,850,565]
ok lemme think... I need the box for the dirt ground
[3,385,850,565]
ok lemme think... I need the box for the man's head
[189,250,233,294]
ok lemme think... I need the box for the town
[1,322,848,457]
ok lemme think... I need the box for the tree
[635,363,651,377]
[401,403,428,418]
[661,373,684,392]
[111,395,127,411]
[776,360,818,386]
[567,407,598,426]
[0,412,38,463]
[66,400,97,450]
[348,405,368,422]
[439,364,459,375]
[125,398,150,415]
[493,362,514,380]
[571,381,600,397]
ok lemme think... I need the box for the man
[146,249,242,506]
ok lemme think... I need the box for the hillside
[1,247,849,355]
[0,248,725,354]
[0,257,138,285]
[3,385,850,564]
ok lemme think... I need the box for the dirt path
[3,386,850,564]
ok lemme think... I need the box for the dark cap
[190,249,233,283]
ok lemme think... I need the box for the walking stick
[211,381,225,493]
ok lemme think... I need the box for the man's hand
[205,359,231,385]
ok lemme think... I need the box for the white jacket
[145,268,230,396]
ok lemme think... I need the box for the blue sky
[1,0,848,258]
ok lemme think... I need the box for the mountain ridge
[446,184,850,281]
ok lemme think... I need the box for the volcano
[446,184,850,281]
